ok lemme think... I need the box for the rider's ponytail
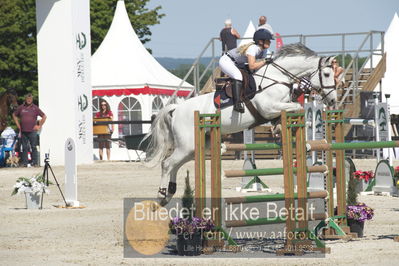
[237,42,255,55]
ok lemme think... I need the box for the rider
[219,29,274,113]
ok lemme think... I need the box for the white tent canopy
[90,0,193,161]
[91,0,193,91]
[366,13,399,114]
[238,21,256,47]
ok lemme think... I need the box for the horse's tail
[140,104,177,167]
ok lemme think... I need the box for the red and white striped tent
[91,0,193,160]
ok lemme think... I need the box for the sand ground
[1,159,399,265]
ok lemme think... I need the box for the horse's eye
[324,72,330,78]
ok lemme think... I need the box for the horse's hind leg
[158,148,193,206]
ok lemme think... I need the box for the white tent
[91,0,193,160]
[367,13,399,114]
[238,21,256,46]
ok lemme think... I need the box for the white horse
[143,43,337,206]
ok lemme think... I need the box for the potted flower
[352,170,375,192]
[169,216,215,256]
[11,174,51,209]
[346,171,374,237]
[169,171,216,256]
[394,166,399,189]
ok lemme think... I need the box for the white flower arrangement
[11,174,51,196]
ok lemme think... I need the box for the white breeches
[219,55,243,81]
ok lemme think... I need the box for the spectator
[1,126,16,148]
[1,126,16,166]
[220,19,241,54]
[332,58,345,88]
[95,100,113,160]
[12,93,46,167]
[257,15,274,35]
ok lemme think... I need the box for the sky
[144,0,399,58]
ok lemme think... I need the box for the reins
[253,56,336,98]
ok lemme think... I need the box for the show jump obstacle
[194,108,399,255]
[194,110,331,255]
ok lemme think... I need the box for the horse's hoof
[272,124,282,136]
[150,201,161,212]
[157,196,171,207]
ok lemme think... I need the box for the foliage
[334,54,367,69]
[346,170,374,222]
[353,170,374,183]
[11,174,51,196]
[394,166,399,178]
[0,0,38,100]
[170,64,213,89]
[182,170,194,219]
[169,217,215,235]
[347,171,360,206]
[346,203,374,222]
[90,0,164,54]
[0,0,164,100]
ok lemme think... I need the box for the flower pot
[347,219,365,238]
[176,232,202,256]
[24,190,42,209]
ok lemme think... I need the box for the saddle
[213,69,256,109]
[214,69,281,129]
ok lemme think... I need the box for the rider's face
[259,40,271,49]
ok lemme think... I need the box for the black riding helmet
[253,29,274,44]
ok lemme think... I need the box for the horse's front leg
[271,102,303,113]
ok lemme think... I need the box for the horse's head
[309,56,337,107]
[6,89,18,112]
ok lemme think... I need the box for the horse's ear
[327,56,336,65]
[320,56,335,67]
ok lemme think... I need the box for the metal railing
[170,31,384,104]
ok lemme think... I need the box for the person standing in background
[257,15,274,35]
[332,58,345,88]
[220,18,241,54]
[12,93,46,167]
[95,100,113,160]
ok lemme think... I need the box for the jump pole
[277,110,330,255]
[194,111,236,246]
[194,111,221,226]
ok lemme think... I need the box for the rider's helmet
[253,29,274,44]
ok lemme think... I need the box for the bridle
[254,56,336,101]
[6,91,18,111]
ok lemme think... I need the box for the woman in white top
[219,29,274,113]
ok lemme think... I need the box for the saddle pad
[213,73,257,109]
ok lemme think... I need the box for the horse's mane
[274,43,317,59]
[0,89,17,98]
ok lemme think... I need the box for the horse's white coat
[144,45,337,205]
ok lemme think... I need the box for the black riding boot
[232,80,244,113]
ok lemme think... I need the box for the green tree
[90,0,164,54]
[0,0,164,98]
[170,64,213,89]
[182,170,194,219]
[0,0,37,99]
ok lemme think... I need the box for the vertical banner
[305,103,324,141]
[305,103,314,141]
[72,0,93,163]
[375,103,389,141]
[65,138,79,207]
[275,32,283,51]
[36,0,93,165]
